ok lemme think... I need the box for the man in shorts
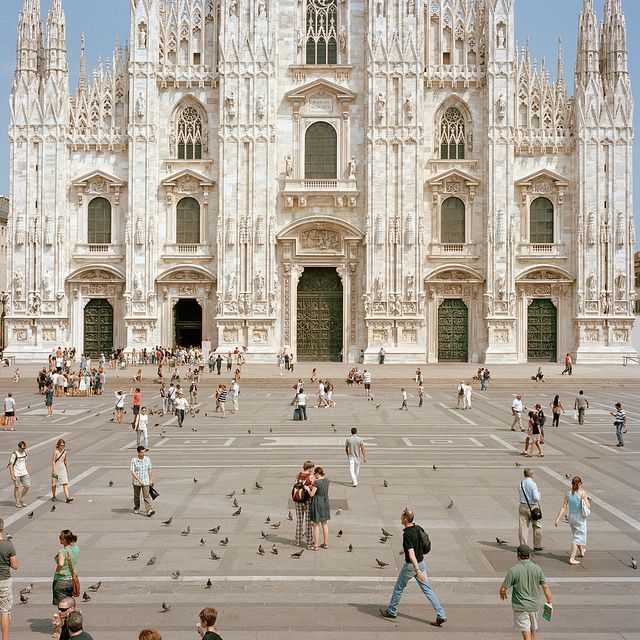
[2,394,16,431]
[0,518,19,640]
[363,369,372,400]
[8,442,30,508]
[500,544,553,640]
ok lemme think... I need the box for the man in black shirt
[380,508,447,627]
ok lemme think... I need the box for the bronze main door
[527,298,557,362]
[83,299,114,357]
[438,298,469,361]
[297,268,343,361]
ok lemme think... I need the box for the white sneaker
[133,509,140,514]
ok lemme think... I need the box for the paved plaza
[1,363,639,639]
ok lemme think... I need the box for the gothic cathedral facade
[6,0,637,362]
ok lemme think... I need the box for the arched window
[439,106,466,160]
[441,197,465,244]
[529,197,554,244]
[176,105,203,160]
[87,197,112,244]
[305,122,337,179]
[305,0,337,65]
[176,197,201,244]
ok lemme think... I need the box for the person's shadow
[350,603,433,625]
[26,618,53,635]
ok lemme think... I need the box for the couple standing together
[293,461,331,550]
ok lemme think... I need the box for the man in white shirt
[3,394,17,431]
[8,441,30,508]
[363,370,372,400]
[518,469,543,550]
[174,392,189,428]
[231,380,240,413]
[345,427,367,487]
[295,390,308,421]
[511,395,526,431]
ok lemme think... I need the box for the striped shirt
[218,389,228,403]
[614,409,626,424]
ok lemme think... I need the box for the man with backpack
[292,461,314,548]
[380,508,447,627]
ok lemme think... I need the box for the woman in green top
[52,530,79,605]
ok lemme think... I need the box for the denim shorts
[52,579,74,606]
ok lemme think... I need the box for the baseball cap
[516,544,531,557]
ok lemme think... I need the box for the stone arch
[424,264,484,283]
[433,96,473,157]
[170,96,208,159]
[66,265,125,283]
[515,265,574,282]
[156,265,215,283]
[277,216,363,242]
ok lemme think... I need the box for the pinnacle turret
[600,0,629,91]
[575,0,600,90]
[16,0,43,75]
[46,0,67,74]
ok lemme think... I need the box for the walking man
[345,427,366,487]
[574,390,589,425]
[8,441,30,508]
[399,388,408,411]
[511,395,526,431]
[131,446,155,517]
[295,389,308,421]
[417,382,425,407]
[562,353,572,375]
[0,518,19,640]
[378,347,386,364]
[294,461,314,548]
[518,469,543,551]
[380,508,447,627]
[610,402,626,447]
[231,380,240,413]
[174,391,189,428]
[363,369,372,400]
[500,544,553,640]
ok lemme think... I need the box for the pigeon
[181,526,191,536]
[232,507,242,516]
[241,488,246,494]
[162,517,173,526]
[220,537,229,546]
[109,418,115,422]
[447,498,454,509]
[209,526,221,534]
[192,427,198,432]
[269,428,272,433]
[248,429,251,434]
[255,481,263,490]
[210,551,220,560]
[127,553,140,561]
[161,602,172,612]
[347,544,353,552]
[383,480,388,487]
[271,545,278,555]
[27,512,34,518]
[51,505,56,512]
[232,498,239,508]
[381,528,393,537]
[257,545,265,555]
[265,516,271,523]
[147,556,157,566]
[108,481,114,487]
[291,549,304,558]
[19,584,33,595]
[226,491,236,498]
[432,465,437,471]
[376,559,389,567]
[261,531,269,539]
[193,478,198,483]
[270,522,282,529]
[87,582,102,592]
[171,570,181,580]
[336,509,342,516]
[206,578,212,588]
[375,403,382,409]
[82,591,91,602]
[379,536,389,544]
[337,530,343,537]
[515,462,521,467]
[287,510,293,521]
[496,538,508,545]
[632,557,638,570]
[20,594,28,604]
[200,538,206,546]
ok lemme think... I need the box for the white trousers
[349,457,361,486]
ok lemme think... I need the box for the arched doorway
[174,299,202,347]
[437,298,468,361]
[84,299,114,357]
[297,268,343,361]
[527,299,557,362]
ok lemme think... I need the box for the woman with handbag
[52,529,80,605]
[554,476,590,565]
[51,439,73,503]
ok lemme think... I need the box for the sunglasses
[58,607,71,612]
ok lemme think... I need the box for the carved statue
[255,215,265,245]
[284,154,293,177]
[576,292,584,314]
[496,273,506,300]
[255,270,266,298]
[587,212,596,245]
[338,26,347,52]
[125,213,132,243]
[56,291,65,315]
[630,217,636,247]
[135,92,145,120]
[226,92,236,118]
[147,218,156,244]
[497,24,506,49]
[29,291,42,315]
[42,268,54,298]
[296,29,304,51]
[418,218,425,246]
[374,272,384,301]
[375,0,384,17]
[226,216,236,247]
[134,271,144,298]
[135,217,144,245]
[404,93,415,120]
[44,216,54,246]
[269,214,277,245]
[375,92,386,122]
[256,94,266,119]
[57,215,65,245]
[347,156,357,179]
[28,216,38,245]
[13,271,24,299]
[406,274,415,301]
[615,273,626,299]
[14,213,25,246]
[587,272,596,300]
[615,212,625,246]
[229,0,237,16]
[257,0,267,17]
[600,215,611,244]
[123,293,133,315]
[225,272,236,299]
[496,209,505,245]
[137,22,147,49]
[497,94,506,120]
[407,0,415,15]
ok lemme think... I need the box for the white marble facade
[5,0,637,362]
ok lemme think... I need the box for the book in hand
[543,603,553,621]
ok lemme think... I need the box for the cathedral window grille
[529,197,554,244]
[176,197,201,244]
[305,0,338,65]
[439,107,465,160]
[177,106,203,160]
[87,197,112,244]
[441,197,465,244]
[304,122,337,179]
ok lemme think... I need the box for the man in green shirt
[500,545,553,640]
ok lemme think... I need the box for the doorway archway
[527,298,557,362]
[84,299,114,357]
[173,299,202,347]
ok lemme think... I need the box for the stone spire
[556,38,565,93]
[600,0,629,91]
[45,0,67,74]
[575,0,600,90]
[16,0,43,75]
[77,33,87,95]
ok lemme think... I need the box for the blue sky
[0,0,638,230]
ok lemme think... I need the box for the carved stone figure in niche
[28,216,38,245]
[405,274,415,300]
[284,154,293,177]
[630,218,636,247]
[418,218,425,245]
[389,294,401,316]
[497,23,506,48]
[229,0,237,16]
[587,212,596,245]
[44,216,54,246]
[407,0,415,16]
[135,217,144,245]
[576,292,584,314]
[15,213,25,246]
[615,212,625,246]
[225,272,236,299]
[496,273,506,300]
[226,92,236,119]
[135,92,145,120]
[404,94,415,120]
[13,271,24,299]
[255,270,265,298]
[615,273,626,299]
[42,268,53,299]
[28,291,42,315]
[147,218,155,243]
[404,215,415,246]
[347,156,357,179]
[374,272,384,301]
[123,293,132,315]
[226,216,236,247]
[338,26,347,52]
[297,28,304,51]
[362,292,372,315]
[375,92,386,122]
[57,215,65,245]
[269,214,277,245]
[257,0,267,17]
[376,0,384,17]
[497,94,506,120]
[56,291,65,315]
[600,215,611,244]
[587,272,596,300]
[256,94,266,119]
[137,22,147,49]
[125,213,132,243]
[255,215,265,245]
[134,272,144,298]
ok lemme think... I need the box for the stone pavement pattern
[0,363,639,639]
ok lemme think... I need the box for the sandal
[320,544,328,549]
[308,546,318,551]
[538,454,544,457]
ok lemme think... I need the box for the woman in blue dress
[306,467,331,550]
[554,475,590,564]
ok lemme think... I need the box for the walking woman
[51,439,72,503]
[554,476,590,565]
[137,407,149,450]
[115,390,125,424]
[550,395,564,428]
[52,529,79,606]
[526,413,544,457]
[45,385,55,417]
[306,466,331,550]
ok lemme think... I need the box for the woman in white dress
[51,439,72,503]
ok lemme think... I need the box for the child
[399,388,408,411]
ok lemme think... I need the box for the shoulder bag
[580,491,590,518]
[521,481,542,521]
[65,549,81,597]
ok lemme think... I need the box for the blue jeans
[480,379,486,390]
[615,422,624,445]
[387,561,446,619]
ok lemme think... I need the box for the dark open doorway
[173,298,202,347]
